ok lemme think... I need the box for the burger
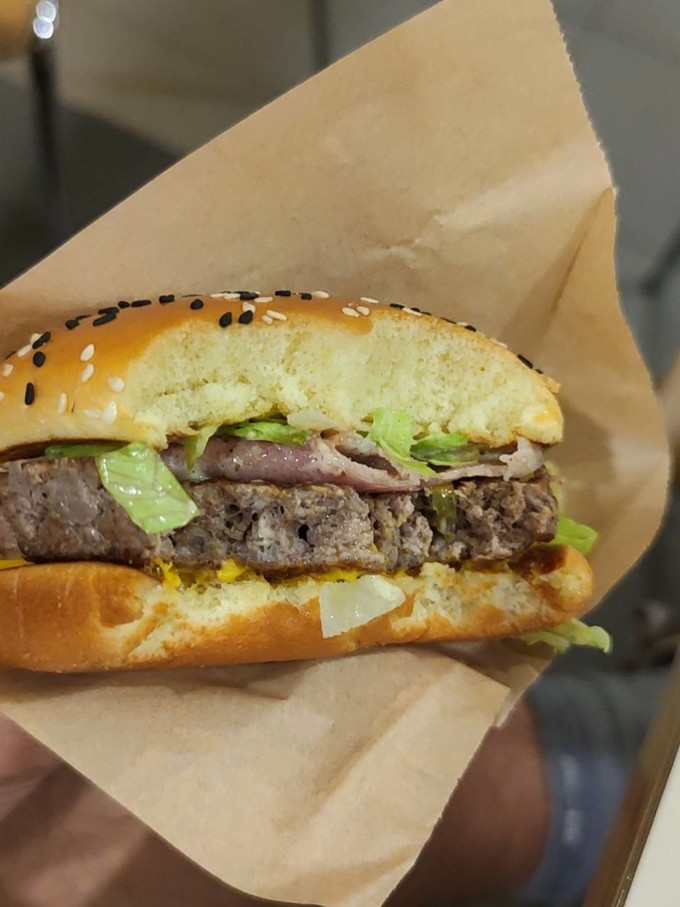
[0,290,607,672]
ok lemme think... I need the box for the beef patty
[0,459,557,576]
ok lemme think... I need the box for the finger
[0,713,60,820]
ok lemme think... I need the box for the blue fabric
[520,670,666,905]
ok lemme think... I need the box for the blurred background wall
[1,0,679,655]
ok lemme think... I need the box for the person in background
[0,354,677,907]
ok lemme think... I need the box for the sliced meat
[0,457,558,576]
[163,435,546,491]
[163,436,419,492]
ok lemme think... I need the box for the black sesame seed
[98,306,118,316]
[24,382,35,405]
[517,354,534,369]
[536,368,544,375]
[238,291,258,301]
[464,324,477,332]
[131,299,152,308]
[93,313,117,327]
[190,298,204,310]
[219,312,233,328]
[4,351,15,360]
[410,306,422,313]
[159,294,175,303]
[238,310,254,325]
[65,319,80,330]
[274,289,292,297]
[76,314,90,321]
[32,331,51,348]
[300,292,312,300]
[118,301,131,309]
[389,303,404,310]
[32,351,46,367]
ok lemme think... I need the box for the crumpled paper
[0,0,668,904]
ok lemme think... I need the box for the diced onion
[319,574,405,638]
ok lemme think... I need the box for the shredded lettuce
[411,432,480,466]
[550,515,599,556]
[184,425,219,469]
[45,442,124,459]
[520,618,612,654]
[221,419,311,446]
[96,443,199,534]
[368,409,435,476]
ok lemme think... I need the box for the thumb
[0,713,60,820]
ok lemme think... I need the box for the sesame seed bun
[0,291,562,455]
[0,545,591,672]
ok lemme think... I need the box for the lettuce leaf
[368,409,435,476]
[221,419,310,446]
[184,425,219,468]
[520,618,612,654]
[96,443,199,534]
[411,432,480,466]
[550,515,599,556]
[45,442,124,459]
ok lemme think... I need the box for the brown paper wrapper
[0,1,669,904]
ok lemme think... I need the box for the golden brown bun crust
[0,292,561,455]
[0,546,592,672]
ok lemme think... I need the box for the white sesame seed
[81,364,94,382]
[57,393,68,414]
[312,290,330,299]
[360,296,379,304]
[30,333,41,344]
[83,408,102,419]
[80,344,95,362]
[2,364,13,377]
[342,307,360,318]
[108,376,125,393]
[102,401,118,425]
[210,292,239,299]
[356,305,371,316]
[0,392,5,403]
[404,308,423,316]
[242,301,256,314]
[266,310,287,321]
[17,345,31,358]
[255,296,273,303]
[262,315,274,325]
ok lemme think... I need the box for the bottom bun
[0,545,592,672]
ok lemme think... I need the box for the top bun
[0,291,562,454]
